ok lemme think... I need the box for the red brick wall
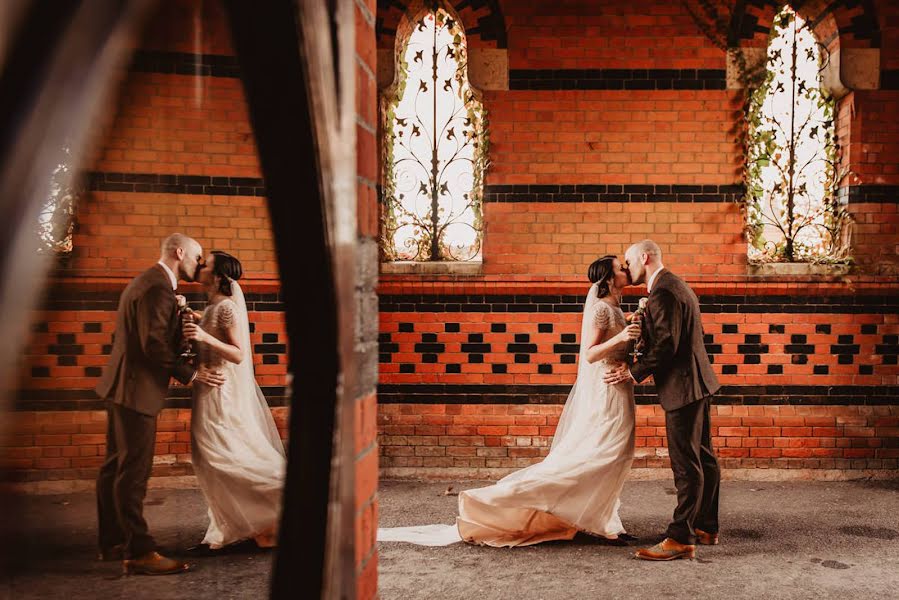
[355,0,379,597]
[374,0,899,479]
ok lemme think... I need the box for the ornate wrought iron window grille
[380,4,488,262]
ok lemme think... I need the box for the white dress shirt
[157,261,178,290]
[646,265,665,293]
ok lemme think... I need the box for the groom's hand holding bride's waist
[603,363,637,386]
[194,365,225,387]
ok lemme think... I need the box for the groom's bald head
[625,239,663,286]
[160,233,203,282]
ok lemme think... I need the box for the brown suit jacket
[630,269,720,412]
[95,265,195,416]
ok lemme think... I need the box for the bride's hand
[194,365,225,387]
[618,322,641,343]
[183,322,208,343]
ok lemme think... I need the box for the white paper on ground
[377,524,463,546]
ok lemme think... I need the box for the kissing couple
[95,233,285,575]
[379,239,722,561]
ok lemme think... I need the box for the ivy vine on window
[744,5,851,264]
[380,3,488,262]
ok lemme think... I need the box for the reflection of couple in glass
[381,239,722,562]
[95,233,284,575]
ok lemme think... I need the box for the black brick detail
[785,344,814,354]
[262,333,278,343]
[375,383,899,406]
[88,171,265,197]
[514,354,530,363]
[422,333,437,343]
[58,356,77,366]
[83,323,102,333]
[837,335,854,344]
[814,365,829,375]
[461,343,491,353]
[447,364,461,373]
[744,334,761,343]
[767,324,784,334]
[792,355,808,365]
[744,355,761,364]
[767,365,783,374]
[469,354,484,363]
[263,355,279,365]
[722,365,737,375]
[130,50,241,78]
[508,343,537,353]
[791,334,807,344]
[554,344,580,354]
[561,333,577,343]
[485,183,742,204]
[514,333,530,343]
[831,344,860,355]
[561,355,577,364]
[415,343,445,353]
[538,324,553,333]
[492,364,507,374]
[816,324,832,334]
[400,364,415,373]
[422,354,438,363]
[538,364,553,374]
[509,68,726,91]
[85,367,102,377]
[399,323,414,332]
[491,323,506,333]
[738,344,768,354]
[48,344,84,355]
[31,367,50,377]
[861,324,877,334]
[445,323,460,332]
[254,344,286,354]
[859,365,874,375]
[468,333,484,343]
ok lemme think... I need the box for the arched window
[380,4,487,262]
[37,143,80,254]
[745,5,850,264]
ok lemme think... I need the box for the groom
[605,239,721,561]
[95,233,224,575]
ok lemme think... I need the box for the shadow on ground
[378,479,899,600]
[2,488,273,599]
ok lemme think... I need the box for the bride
[182,251,286,551]
[379,255,641,547]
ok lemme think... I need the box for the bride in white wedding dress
[182,251,286,550]
[379,255,641,547]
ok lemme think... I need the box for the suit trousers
[96,402,157,558]
[664,395,720,545]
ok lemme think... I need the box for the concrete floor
[2,479,898,599]
[1,488,273,600]
[378,479,899,600]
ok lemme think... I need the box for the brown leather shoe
[634,538,696,561]
[695,528,719,545]
[122,551,190,576]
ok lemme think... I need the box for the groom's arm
[137,286,196,385]
[629,288,682,383]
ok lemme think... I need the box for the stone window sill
[747,262,852,281]
[380,261,483,276]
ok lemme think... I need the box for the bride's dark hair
[210,250,243,296]
[587,255,618,298]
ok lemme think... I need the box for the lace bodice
[590,300,628,364]
[198,298,237,370]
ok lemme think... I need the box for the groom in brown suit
[95,233,223,574]
[605,239,721,561]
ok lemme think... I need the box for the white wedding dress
[191,280,286,549]
[378,284,636,547]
